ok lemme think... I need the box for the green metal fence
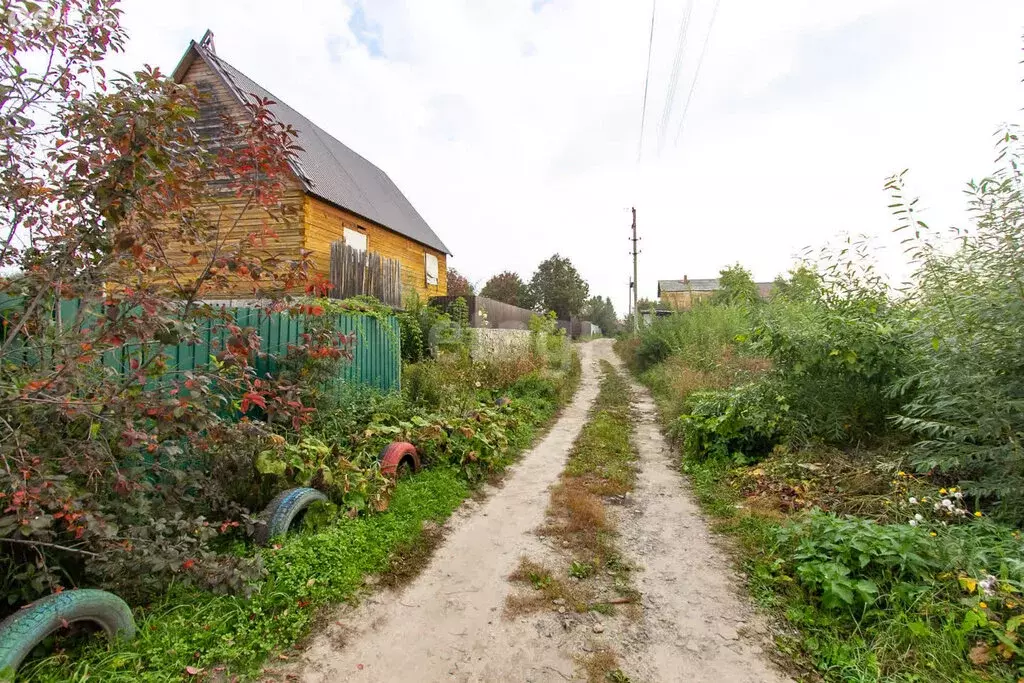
[0,298,401,392]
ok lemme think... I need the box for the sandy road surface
[294,340,789,682]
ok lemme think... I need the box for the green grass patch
[564,360,635,495]
[20,468,469,682]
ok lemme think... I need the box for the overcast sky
[112,0,1024,314]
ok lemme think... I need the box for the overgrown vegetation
[0,9,581,673]
[16,320,579,679]
[615,106,1024,681]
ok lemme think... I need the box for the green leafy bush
[677,380,790,463]
[885,143,1024,521]
[755,293,909,444]
[634,304,750,372]
[775,511,940,611]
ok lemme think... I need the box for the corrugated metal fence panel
[0,297,400,394]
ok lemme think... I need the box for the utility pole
[631,207,640,332]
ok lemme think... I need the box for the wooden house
[171,32,450,300]
[657,276,773,310]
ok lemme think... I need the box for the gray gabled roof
[658,278,774,298]
[658,278,720,293]
[174,39,451,255]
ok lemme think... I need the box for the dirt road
[295,340,788,682]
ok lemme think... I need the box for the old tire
[379,442,420,479]
[255,487,328,545]
[0,589,135,678]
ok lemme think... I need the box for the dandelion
[975,511,983,517]
[898,471,907,477]
[909,519,919,527]
[953,491,963,500]
[914,513,924,521]
[908,497,918,505]
[930,532,937,537]
[939,488,948,495]
[941,499,954,509]
[474,381,481,388]
[949,487,957,493]
[980,575,998,596]
[979,602,988,609]
[1009,600,1018,609]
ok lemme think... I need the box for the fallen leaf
[970,643,991,665]
[185,665,203,675]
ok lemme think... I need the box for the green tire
[0,589,135,678]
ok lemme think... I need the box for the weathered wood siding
[303,196,447,302]
[661,290,713,310]
[171,56,305,296]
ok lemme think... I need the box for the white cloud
[112,0,1024,314]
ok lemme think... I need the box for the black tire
[0,589,135,678]
[255,487,328,545]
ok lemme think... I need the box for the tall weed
[887,137,1024,521]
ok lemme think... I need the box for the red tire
[379,441,420,478]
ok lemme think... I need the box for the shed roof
[657,278,775,298]
[658,278,720,293]
[173,38,451,255]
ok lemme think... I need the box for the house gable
[172,35,450,300]
[174,38,451,257]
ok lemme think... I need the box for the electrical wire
[657,0,695,155]
[637,0,657,162]
[673,0,722,148]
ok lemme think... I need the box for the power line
[657,0,695,154]
[673,0,722,148]
[637,0,657,162]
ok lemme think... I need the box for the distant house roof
[172,36,451,255]
[657,278,774,298]
[658,278,720,294]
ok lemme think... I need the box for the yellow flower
[949,487,957,493]
[980,602,988,609]
[930,532,937,537]
[898,471,906,477]
[1008,600,1017,608]
[975,511,983,518]
[939,488,948,494]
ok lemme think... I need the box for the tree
[528,254,589,320]
[0,3,342,604]
[712,263,760,306]
[772,265,822,303]
[447,268,474,297]
[480,270,531,308]
[583,296,618,334]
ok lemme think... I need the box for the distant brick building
[657,276,773,310]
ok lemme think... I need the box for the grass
[20,469,469,682]
[616,338,1024,683]
[506,360,639,681]
[21,353,583,683]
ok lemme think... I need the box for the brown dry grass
[504,360,639,679]
[505,557,591,615]
[577,649,624,683]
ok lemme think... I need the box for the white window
[343,227,367,252]
[424,253,439,286]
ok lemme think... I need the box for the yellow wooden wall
[169,55,306,296]
[661,290,713,310]
[303,196,447,302]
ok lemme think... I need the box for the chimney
[682,275,688,284]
